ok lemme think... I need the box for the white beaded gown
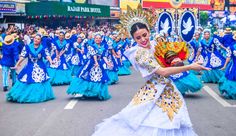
[92,44,197,136]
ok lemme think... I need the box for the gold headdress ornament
[115,4,157,38]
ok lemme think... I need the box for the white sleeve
[125,46,160,78]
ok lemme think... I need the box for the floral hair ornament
[115,4,157,38]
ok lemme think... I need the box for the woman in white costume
[92,5,209,136]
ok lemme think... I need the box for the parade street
[0,68,235,136]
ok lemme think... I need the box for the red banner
[142,1,213,10]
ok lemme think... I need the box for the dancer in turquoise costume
[70,30,78,43]
[188,32,201,64]
[219,43,236,99]
[82,32,94,63]
[220,28,236,57]
[197,29,227,83]
[70,35,84,76]
[188,32,202,75]
[103,36,119,85]
[67,34,111,100]
[121,37,132,68]
[6,35,55,103]
[47,32,72,85]
[64,32,74,65]
[221,28,235,48]
[38,28,52,50]
[114,36,131,76]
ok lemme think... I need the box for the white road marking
[203,86,236,108]
[64,94,82,110]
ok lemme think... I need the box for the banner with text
[26,2,110,17]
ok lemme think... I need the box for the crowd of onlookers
[0,22,117,54]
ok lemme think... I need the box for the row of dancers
[1,25,236,103]
[1,28,133,102]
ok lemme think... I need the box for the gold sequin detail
[156,79,183,121]
[132,81,158,105]
[135,47,160,73]
[132,76,183,121]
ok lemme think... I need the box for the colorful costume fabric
[219,44,236,99]
[70,41,84,76]
[102,36,119,85]
[114,40,131,76]
[7,44,55,103]
[199,37,226,83]
[92,45,196,136]
[47,39,72,85]
[67,43,111,100]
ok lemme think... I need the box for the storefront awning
[26,2,110,17]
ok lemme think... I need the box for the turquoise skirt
[6,80,55,103]
[190,70,201,75]
[71,65,82,77]
[118,65,131,76]
[107,71,119,85]
[201,69,224,83]
[219,76,236,99]
[67,77,111,100]
[47,68,72,85]
[123,60,131,68]
[173,73,203,95]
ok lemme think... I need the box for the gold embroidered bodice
[132,46,183,121]
[135,47,160,73]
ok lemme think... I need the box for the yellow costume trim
[132,76,183,121]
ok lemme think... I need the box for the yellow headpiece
[115,4,157,38]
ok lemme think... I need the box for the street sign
[0,2,16,13]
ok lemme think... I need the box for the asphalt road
[0,68,236,136]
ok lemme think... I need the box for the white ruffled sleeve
[125,46,160,78]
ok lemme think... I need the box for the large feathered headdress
[115,4,157,38]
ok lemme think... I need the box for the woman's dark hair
[130,22,149,38]
[35,34,42,39]
[59,31,65,35]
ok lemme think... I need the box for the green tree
[200,11,209,27]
